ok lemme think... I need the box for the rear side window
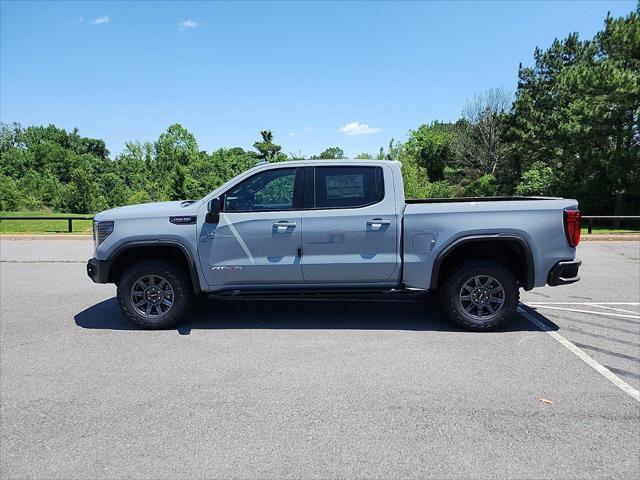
[314,166,384,209]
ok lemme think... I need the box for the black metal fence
[0,216,94,233]
[582,216,640,234]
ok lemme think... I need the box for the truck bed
[401,196,578,291]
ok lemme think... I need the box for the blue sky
[1,0,636,158]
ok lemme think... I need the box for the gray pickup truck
[87,159,582,331]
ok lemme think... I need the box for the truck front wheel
[117,259,194,329]
[439,259,519,331]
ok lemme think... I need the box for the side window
[224,168,297,212]
[314,166,384,209]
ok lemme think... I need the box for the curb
[582,234,640,241]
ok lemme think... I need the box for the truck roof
[254,159,402,168]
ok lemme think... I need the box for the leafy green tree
[384,139,402,160]
[169,164,197,200]
[509,7,639,212]
[404,123,454,181]
[67,166,98,213]
[0,122,24,153]
[187,148,257,198]
[100,173,129,208]
[515,161,557,196]
[398,157,430,199]
[0,175,20,210]
[115,141,154,191]
[253,130,282,162]
[465,174,499,196]
[128,190,152,205]
[154,124,199,168]
[313,147,346,159]
[149,124,198,200]
[0,147,35,179]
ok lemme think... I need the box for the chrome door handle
[367,219,390,229]
[274,221,296,233]
[274,222,296,227]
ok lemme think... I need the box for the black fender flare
[108,239,201,294]
[429,234,535,291]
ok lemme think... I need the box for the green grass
[0,211,93,234]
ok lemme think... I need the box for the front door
[198,167,304,288]
[301,165,399,284]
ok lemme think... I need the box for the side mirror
[206,197,221,223]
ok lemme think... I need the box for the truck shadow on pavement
[74,294,557,334]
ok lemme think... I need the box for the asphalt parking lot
[1,239,639,479]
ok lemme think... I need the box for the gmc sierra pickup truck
[87,159,582,331]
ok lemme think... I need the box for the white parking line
[526,302,640,305]
[589,304,640,315]
[526,305,640,320]
[518,306,640,402]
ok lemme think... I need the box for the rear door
[301,164,399,284]
[198,167,304,288]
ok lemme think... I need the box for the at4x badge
[212,266,243,271]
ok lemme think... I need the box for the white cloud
[339,121,382,136]
[289,132,297,137]
[303,126,313,133]
[90,16,109,25]
[178,19,198,30]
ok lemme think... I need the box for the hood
[93,200,202,221]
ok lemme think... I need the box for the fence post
[588,218,593,234]
[68,218,73,233]
[613,192,622,229]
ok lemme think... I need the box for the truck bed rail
[405,196,561,204]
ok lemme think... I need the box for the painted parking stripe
[518,306,640,402]
[588,304,640,315]
[526,302,640,306]
[527,305,640,320]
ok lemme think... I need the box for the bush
[466,174,498,197]
[516,162,556,196]
[18,193,44,211]
[128,190,152,205]
[0,175,20,210]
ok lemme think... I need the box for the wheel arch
[107,240,201,294]
[430,234,534,291]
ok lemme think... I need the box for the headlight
[94,221,114,246]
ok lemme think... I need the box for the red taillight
[564,209,581,247]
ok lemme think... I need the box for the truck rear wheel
[438,259,519,331]
[117,259,194,329]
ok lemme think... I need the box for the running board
[208,286,427,298]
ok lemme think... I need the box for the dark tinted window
[314,166,384,209]
[224,168,296,212]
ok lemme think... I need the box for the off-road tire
[117,259,194,329]
[438,259,519,331]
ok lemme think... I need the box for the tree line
[1,7,638,214]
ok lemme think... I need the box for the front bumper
[87,258,112,283]
[547,259,581,286]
